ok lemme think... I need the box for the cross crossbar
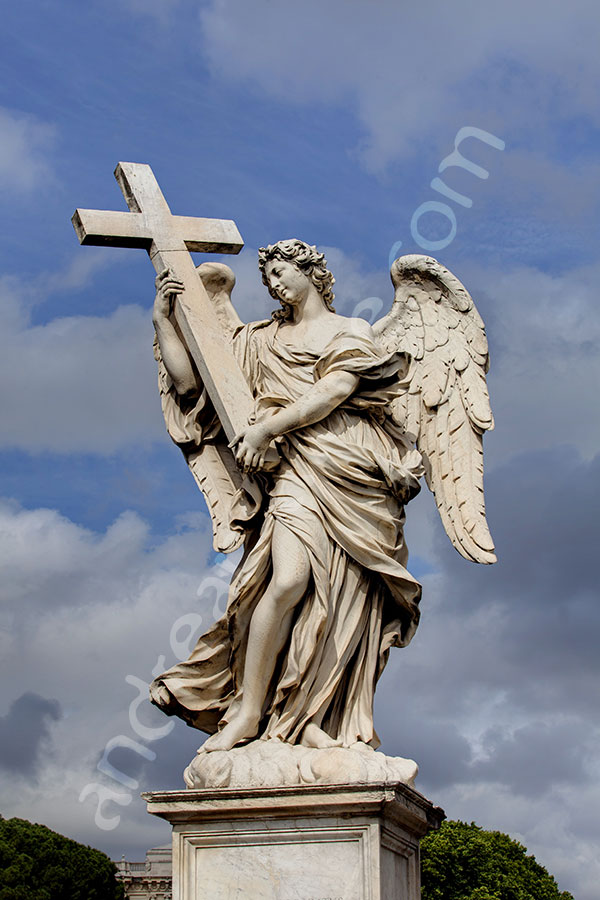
[72,163,255,440]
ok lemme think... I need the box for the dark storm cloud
[0,692,61,776]
[137,723,204,792]
[376,700,474,790]
[470,719,595,797]
[435,447,600,712]
[371,443,599,808]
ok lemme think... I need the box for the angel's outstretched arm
[266,370,359,436]
[153,269,201,397]
[232,370,359,473]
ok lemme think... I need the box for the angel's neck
[291,287,329,326]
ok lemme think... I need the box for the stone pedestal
[144,783,444,900]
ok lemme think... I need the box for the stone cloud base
[144,783,444,900]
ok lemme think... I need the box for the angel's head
[258,239,336,321]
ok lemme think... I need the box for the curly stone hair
[258,239,336,321]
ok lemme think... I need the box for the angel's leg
[201,519,311,752]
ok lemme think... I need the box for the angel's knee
[270,559,309,604]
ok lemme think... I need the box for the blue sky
[1,1,599,896]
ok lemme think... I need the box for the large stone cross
[72,162,253,440]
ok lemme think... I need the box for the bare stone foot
[349,741,375,753]
[198,712,260,753]
[300,722,342,749]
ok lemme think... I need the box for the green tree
[421,820,573,900]
[0,816,124,900]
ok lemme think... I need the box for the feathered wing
[154,262,260,554]
[373,254,496,564]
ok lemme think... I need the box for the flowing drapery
[151,320,423,747]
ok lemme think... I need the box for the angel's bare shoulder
[332,313,376,340]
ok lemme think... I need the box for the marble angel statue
[149,239,495,756]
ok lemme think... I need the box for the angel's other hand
[230,423,272,474]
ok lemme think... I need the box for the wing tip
[457,543,497,565]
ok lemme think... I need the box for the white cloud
[0,259,163,454]
[0,299,162,454]
[462,259,600,464]
[0,107,56,193]
[198,0,600,172]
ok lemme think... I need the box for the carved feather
[374,254,496,565]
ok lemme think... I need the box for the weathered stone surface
[144,782,445,900]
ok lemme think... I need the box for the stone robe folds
[150,320,424,748]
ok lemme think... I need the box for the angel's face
[265,259,310,307]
